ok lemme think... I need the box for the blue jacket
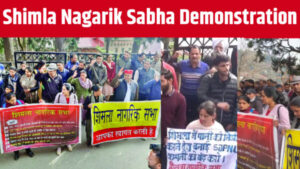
[131,59,143,74]
[65,61,79,71]
[136,68,155,94]
[111,76,139,101]
[142,79,161,100]
[57,68,72,83]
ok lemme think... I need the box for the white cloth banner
[167,128,237,169]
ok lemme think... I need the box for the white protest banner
[167,128,237,169]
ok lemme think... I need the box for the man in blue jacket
[111,68,139,101]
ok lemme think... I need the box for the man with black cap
[246,88,263,114]
[83,85,105,146]
[35,63,63,103]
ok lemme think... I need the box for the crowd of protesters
[161,39,237,168]
[0,51,161,160]
[238,76,300,153]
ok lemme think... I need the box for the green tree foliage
[247,39,300,75]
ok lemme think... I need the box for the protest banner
[91,100,160,145]
[166,128,237,169]
[0,104,81,153]
[281,129,300,169]
[237,112,278,169]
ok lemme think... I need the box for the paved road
[0,126,160,169]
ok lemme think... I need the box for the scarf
[20,74,37,89]
[79,77,93,89]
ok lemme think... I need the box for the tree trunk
[3,38,14,62]
[105,38,111,53]
[162,38,171,50]
[55,38,65,52]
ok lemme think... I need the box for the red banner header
[0,0,299,37]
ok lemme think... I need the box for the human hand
[273,119,279,127]
[39,99,45,103]
[118,67,124,77]
[225,124,234,131]
[217,102,230,112]
[72,71,77,78]
[71,65,77,71]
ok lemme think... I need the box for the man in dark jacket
[198,54,237,131]
[35,63,63,103]
[87,55,107,87]
[246,88,263,114]
[83,85,105,146]
[111,68,139,101]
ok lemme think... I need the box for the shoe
[94,144,100,148]
[56,147,61,156]
[14,151,20,160]
[67,145,72,152]
[86,142,91,147]
[26,149,34,157]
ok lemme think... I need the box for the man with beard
[198,54,237,131]
[203,39,228,71]
[178,45,209,124]
[161,69,186,169]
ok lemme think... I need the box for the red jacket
[103,61,116,82]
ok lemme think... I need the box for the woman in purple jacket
[261,86,290,154]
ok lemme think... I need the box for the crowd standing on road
[0,52,161,160]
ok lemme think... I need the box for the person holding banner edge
[83,85,105,147]
[261,86,290,154]
[54,83,78,155]
[3,93,34,160]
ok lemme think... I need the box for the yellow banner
[91,101,160,132]
[282,129,300,169]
